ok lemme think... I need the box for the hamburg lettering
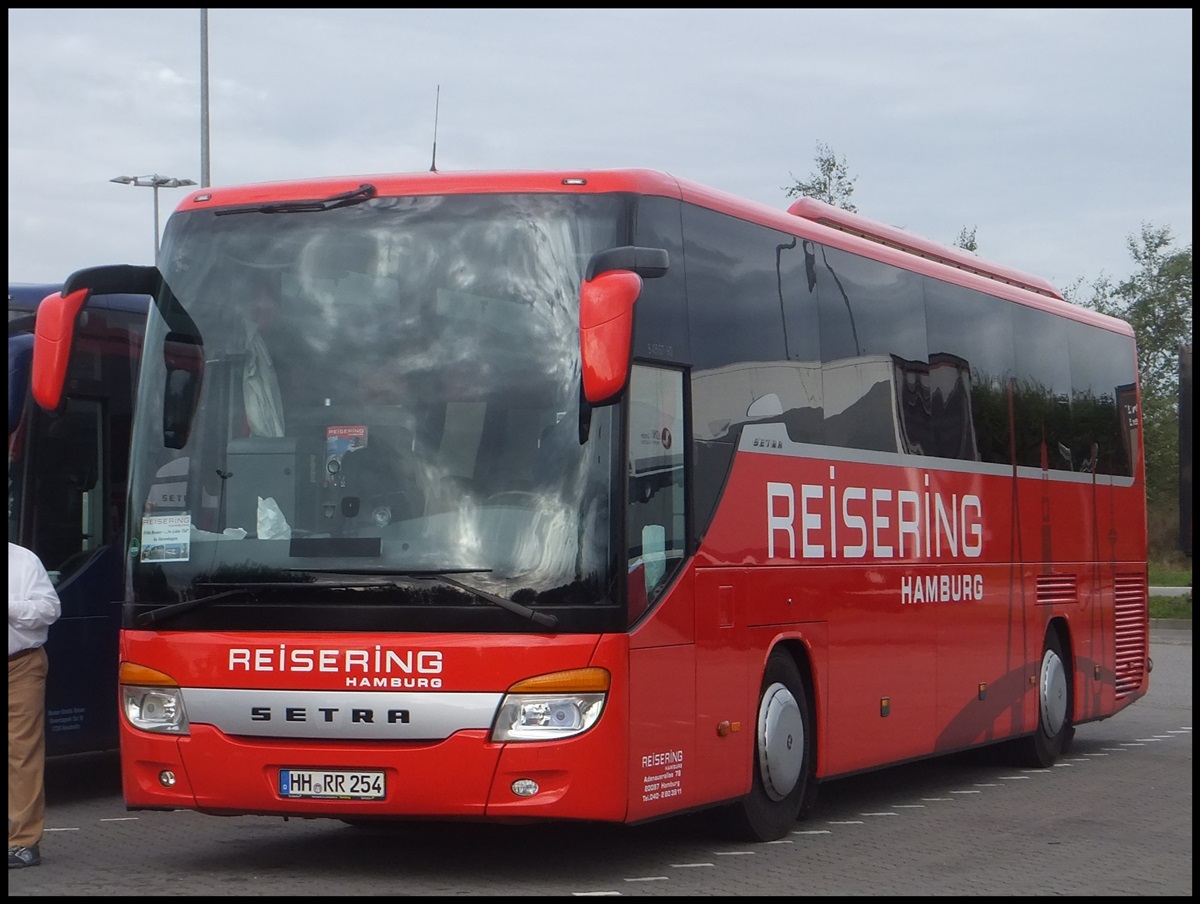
[901,573,984,604]
[766,470,982,561]
[345,676,441,688]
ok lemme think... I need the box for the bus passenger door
[627,365,733,812]
[693,569,751,801]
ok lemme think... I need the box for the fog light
[511,778,539,798]
[158,770,177,788]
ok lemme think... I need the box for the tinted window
[815,246,928,452]
[925,280,1016,464]
[1067,320,1137,476]
[681,204,817,536]
[631,195,689,364]
[1012,305,1072,469]
[683,204,788,369]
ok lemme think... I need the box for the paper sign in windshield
[141,513,192,562]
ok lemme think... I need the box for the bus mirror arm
[583,246,669,281]
[63,263,199,339]
[578,389,593,444]
[63,263,160,297]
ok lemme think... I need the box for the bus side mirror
[163,336,205,449]
[32,288,91,413]
[580,270,642,405]
[578,246,669,406]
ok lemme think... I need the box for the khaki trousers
[8,646,48,849]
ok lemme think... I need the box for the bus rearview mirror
[579,270,642,405]
[32,287,91,413]
[578,245,670,406]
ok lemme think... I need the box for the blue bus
[8,282,148,756]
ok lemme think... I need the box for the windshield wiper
[431,574,559,630]
[305,568,560,630]
[135,575,401,627]
[216,183,378,216]
[137,569,560,631]
[135,588,250,628]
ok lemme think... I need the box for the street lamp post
[110,174,197,264]
[200,8,210,187]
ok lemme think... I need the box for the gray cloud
[7,8,1192,287]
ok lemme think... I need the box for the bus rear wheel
[725,650,815,842]
[1016,628,1073,767]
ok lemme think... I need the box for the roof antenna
[430,85,440,173]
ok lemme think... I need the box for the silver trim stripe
[183,687,503,740]
[739,423,1134,487]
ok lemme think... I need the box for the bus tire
[1018,628,1072,768]
[726,650,815,842]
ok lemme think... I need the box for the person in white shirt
[8,542,61,869]
[241,268,286,438]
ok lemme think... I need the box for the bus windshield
[128,192,625,628]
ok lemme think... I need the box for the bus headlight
[122,685,189,733]
[491,667,609,742]
[119,662,190,735]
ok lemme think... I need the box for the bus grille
[1113,574,1149,699]
[1036,573,1077,606]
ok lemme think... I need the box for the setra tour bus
[30,170,1149,841]
[10,282,148,756]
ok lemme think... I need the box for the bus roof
[785,196,1064,300]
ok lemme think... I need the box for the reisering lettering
[766,470,982,561]
[229,646,443,674]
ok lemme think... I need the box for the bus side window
[626,365,686,621]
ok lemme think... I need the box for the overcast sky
[8,8,1193,291]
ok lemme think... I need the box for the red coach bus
[31,170,1149,842]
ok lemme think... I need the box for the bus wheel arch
[724,643,817,842]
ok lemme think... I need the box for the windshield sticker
[325,425,368,486]
[141,513,192,562]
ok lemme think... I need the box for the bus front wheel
[1016,628,1073,768]
[725,650,816,842]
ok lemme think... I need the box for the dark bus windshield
[129,192,627,631]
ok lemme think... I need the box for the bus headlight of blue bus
[119,662,190,734]
[491,667,610,742]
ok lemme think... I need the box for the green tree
[954,226,978,252]
[784,141,858,212]
[1077,225,1193,531]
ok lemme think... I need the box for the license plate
[279,769,386,800]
